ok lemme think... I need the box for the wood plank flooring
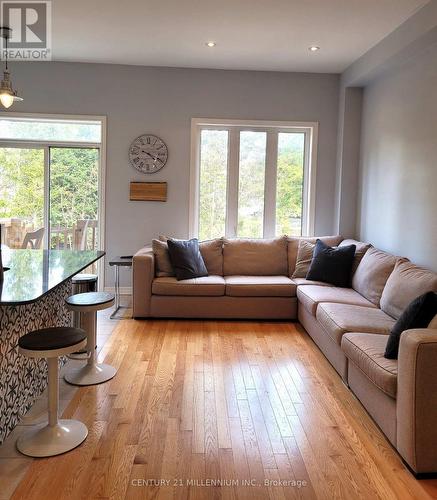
[10,319,437,500]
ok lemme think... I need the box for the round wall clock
[129,134,168,174]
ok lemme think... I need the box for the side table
[108,256,133,319]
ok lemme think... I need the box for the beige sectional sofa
[133,235,437,475]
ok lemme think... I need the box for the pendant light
[0,27,23,108]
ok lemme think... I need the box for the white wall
[357,43,437,270]
[8,62,339,285]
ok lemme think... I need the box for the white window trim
[189,117,318,239]
[0,112,107,288]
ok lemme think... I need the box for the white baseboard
[104,286,132,295]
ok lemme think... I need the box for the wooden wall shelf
[129,182,167,202]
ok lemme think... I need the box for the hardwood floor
[9,319,437,500]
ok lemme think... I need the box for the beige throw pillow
[339,239,372,275]
[198,238,223,276]
[291,240,315,279]
[152,239,174,277]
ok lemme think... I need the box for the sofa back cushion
[338,239,371,275]
[380,260,437,319]
[223,237,288,276]
[287,235,342,277]
[154,236,224,276]
[352,247,399,306]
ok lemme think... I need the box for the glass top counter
[0,249,105,305]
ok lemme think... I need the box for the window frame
[0,112,107,287]
[190,118,318,239]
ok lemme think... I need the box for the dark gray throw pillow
[167,238,208,281]
[384,292,437,359]
[306,239,356,288]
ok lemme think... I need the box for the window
[190,119,317,239]
[0,117,101,142]
[198,129,228,240]
[0,113,106,276]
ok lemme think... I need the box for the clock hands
[143,150,164,165]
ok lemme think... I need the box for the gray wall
[357,43,437,270]
[341,1,437,88]
[335,1,436,249]
[8,62,339,286]
[334,86,363,237]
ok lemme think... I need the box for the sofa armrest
[397,328,437,474]
[132,246,154,318]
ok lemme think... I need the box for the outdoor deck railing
[0,217,98,250]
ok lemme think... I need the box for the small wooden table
[108,256,133,319]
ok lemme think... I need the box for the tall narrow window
[49,148,100,251]
[0,147,44,247]
[191,119,317,239]
[238,131,266,238]
[198,129,228,240]
[276,132,305,236]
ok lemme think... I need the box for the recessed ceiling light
[309,46,320,52]
[206,41,216,48]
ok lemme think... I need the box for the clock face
[129,134,168,174]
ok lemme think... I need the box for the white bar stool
[64,291,116,386]
[17,327,88,457]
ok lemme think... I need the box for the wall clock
[129,134,168,174]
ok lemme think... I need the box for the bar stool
[16,327,88,457]
[64,291,116,386]
[69,274,98,359]
[72,274,98,294]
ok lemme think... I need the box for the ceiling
[52,0,428,73]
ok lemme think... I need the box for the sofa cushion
[159,236,223,276]
[225,276,296,297]
[342,333,397,398]
[292,278,333,287]
[152,239,174,277]
[292,240,315,278]
[384,292,437,359]
[352,248,400,306]
[338,239,372,275]
[297,285,377,316]
[287,235,343,277]
[223,237,288,276]
[380,260,437,320]
[306,239,356,287]
[199,238,223,276]
[152,276,225,296]
[317,303,395,345]
[167,238,208,280]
